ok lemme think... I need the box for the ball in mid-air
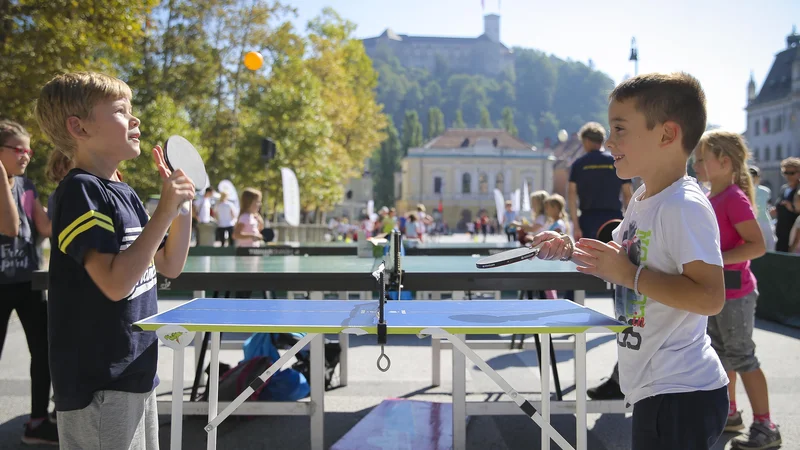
[244,51,264,71]
[557,129,568,143]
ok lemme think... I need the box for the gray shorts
[707,290,760,373]
[57,390,159,450]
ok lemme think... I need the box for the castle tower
[747,71,756,104]
[484,14,500,42]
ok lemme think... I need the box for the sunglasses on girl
[1,145,34,156]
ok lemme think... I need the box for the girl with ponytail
[692,130,782,447]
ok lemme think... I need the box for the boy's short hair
[781,157,800,171]
[578,122,606,145]
[35,72,132,156]
[610,72,707,154]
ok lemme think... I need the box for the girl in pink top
[233,188,265,247]
[693,131,781,448]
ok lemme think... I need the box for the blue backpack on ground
[239,333,310,401]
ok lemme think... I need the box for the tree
[371,118,401,208]
[0,0,158,192]
[401,110,423,156]
[500,107,518,137]
[479,106,492,129]
[453,109,466,128]
[427,107,445,140]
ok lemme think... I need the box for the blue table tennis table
[135,298,627,450]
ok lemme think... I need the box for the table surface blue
[134,299,627,334]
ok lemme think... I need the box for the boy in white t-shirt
[532,72,729,450]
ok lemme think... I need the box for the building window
[434,176,442,194]
[765,146,771,161]
[495,172,504,191]
[764,117,770,134]
[754,119,760,136]
[462,173,471,194]
[479,173,489,194]
[754,147,760,161]
[777,145,783,160]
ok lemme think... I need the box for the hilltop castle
[361,14,514,77]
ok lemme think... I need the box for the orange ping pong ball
[244,51,263,71]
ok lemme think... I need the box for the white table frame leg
[541,333,551,450]
[339,332,349,387]
[576,333,587,450]
[207,332,220,450]
[423,328,574,450]
[452,333,466,450]
[310,334,325,450]
[170,346,184,450]
[432,337,441,387]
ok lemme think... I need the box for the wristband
[559,233,574,261]
[633,265,644,296]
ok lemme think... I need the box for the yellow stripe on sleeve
[58,219,116,254]
[57,211,113,245]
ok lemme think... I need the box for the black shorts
[632,386,728,450]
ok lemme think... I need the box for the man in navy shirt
[569,122,633,240]
[568,122,632,400]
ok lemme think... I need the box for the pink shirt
[708,184,757,299]
[235,213,260,247]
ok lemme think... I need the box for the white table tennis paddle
[164,135,208,215]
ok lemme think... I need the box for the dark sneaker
[726,410,745,432]
[21,419,59,446]
[732,422,782,450]
[587,378,624,400]
[48,411,57,424]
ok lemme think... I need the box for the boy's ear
[660,121,680,147]
[66,116,88,141]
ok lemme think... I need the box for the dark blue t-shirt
[569,150,631,212]
[49,169,162,411]
[0,177,39,284]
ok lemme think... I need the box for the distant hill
[365,42,615,148]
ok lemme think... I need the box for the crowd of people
[0,69,794,450]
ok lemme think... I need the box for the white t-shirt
[194,196,212,223]
[612,176,728,406]
[214,200,238,228]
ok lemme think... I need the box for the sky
[288,0,800,134]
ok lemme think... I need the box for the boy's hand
[152,146,195,219]
[572,238,637,287]
[530,231,572,260]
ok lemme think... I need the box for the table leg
[339,332,349,387]
[310,334,325,450]
[541,333,551,450]
[170,345,184,450]
[452,334,466,450]
[431,337,441,387]
[576,333,587,450]
[423,328,574,450]
[207,332,220,450]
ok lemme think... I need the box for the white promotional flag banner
[367,200,374,217]
[512,189,521,212]
[280,167,301,227]
[493,188,505,224]
[522,182,530,212]
[217,179,239,210]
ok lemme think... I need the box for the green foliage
[401,110,423,156]
[427,107,445,140]
[371,118,401,208]
[500,107,518,137]
[369,45,614,147]
[453,109,466,128]
[479,107,492,129]
[1,0,386,219]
